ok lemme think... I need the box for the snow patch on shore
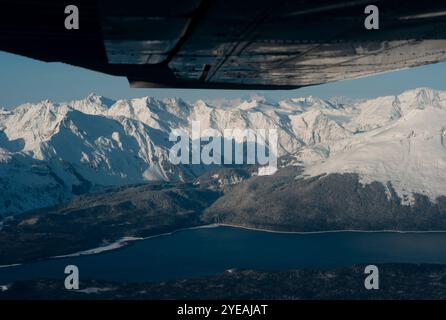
[54,236,143,258]
[0,285,10,292]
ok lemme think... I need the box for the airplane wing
[1,0,446,89]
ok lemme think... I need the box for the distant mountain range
[1,87,446,217]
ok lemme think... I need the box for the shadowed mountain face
[0,183,220,265]
[203,167,446,232]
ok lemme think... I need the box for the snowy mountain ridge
[1,87,445,215]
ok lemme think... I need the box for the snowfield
[0,87,445,215]
[304,89,446,205]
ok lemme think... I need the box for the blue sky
[1,50,446,108]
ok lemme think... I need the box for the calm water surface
[1,226,446,283]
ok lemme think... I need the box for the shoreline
[56,223,446,260]
[216,223,446,235]
[0,263,21,269]
[2,224,446,269]
[51,224,220,259]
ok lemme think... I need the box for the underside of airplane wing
[1,0,446,89]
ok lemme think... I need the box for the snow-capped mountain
[1,87,446,216]
[304,88,446,205]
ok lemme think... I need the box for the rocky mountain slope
[203,167,446,232]
[1,87,446,217]
[0,182,220,264]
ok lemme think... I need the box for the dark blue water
[2,226,446,283]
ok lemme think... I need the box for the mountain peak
[285,96,338,110]
[162,96,189,106]
[86,92,100,99]
[329,96,364,106]
[248,93,277,105]
[40,99,54,106]
[2,87,446,215]
[194,99,211,109]
[399,87,439,99]
[85,93,115,108]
